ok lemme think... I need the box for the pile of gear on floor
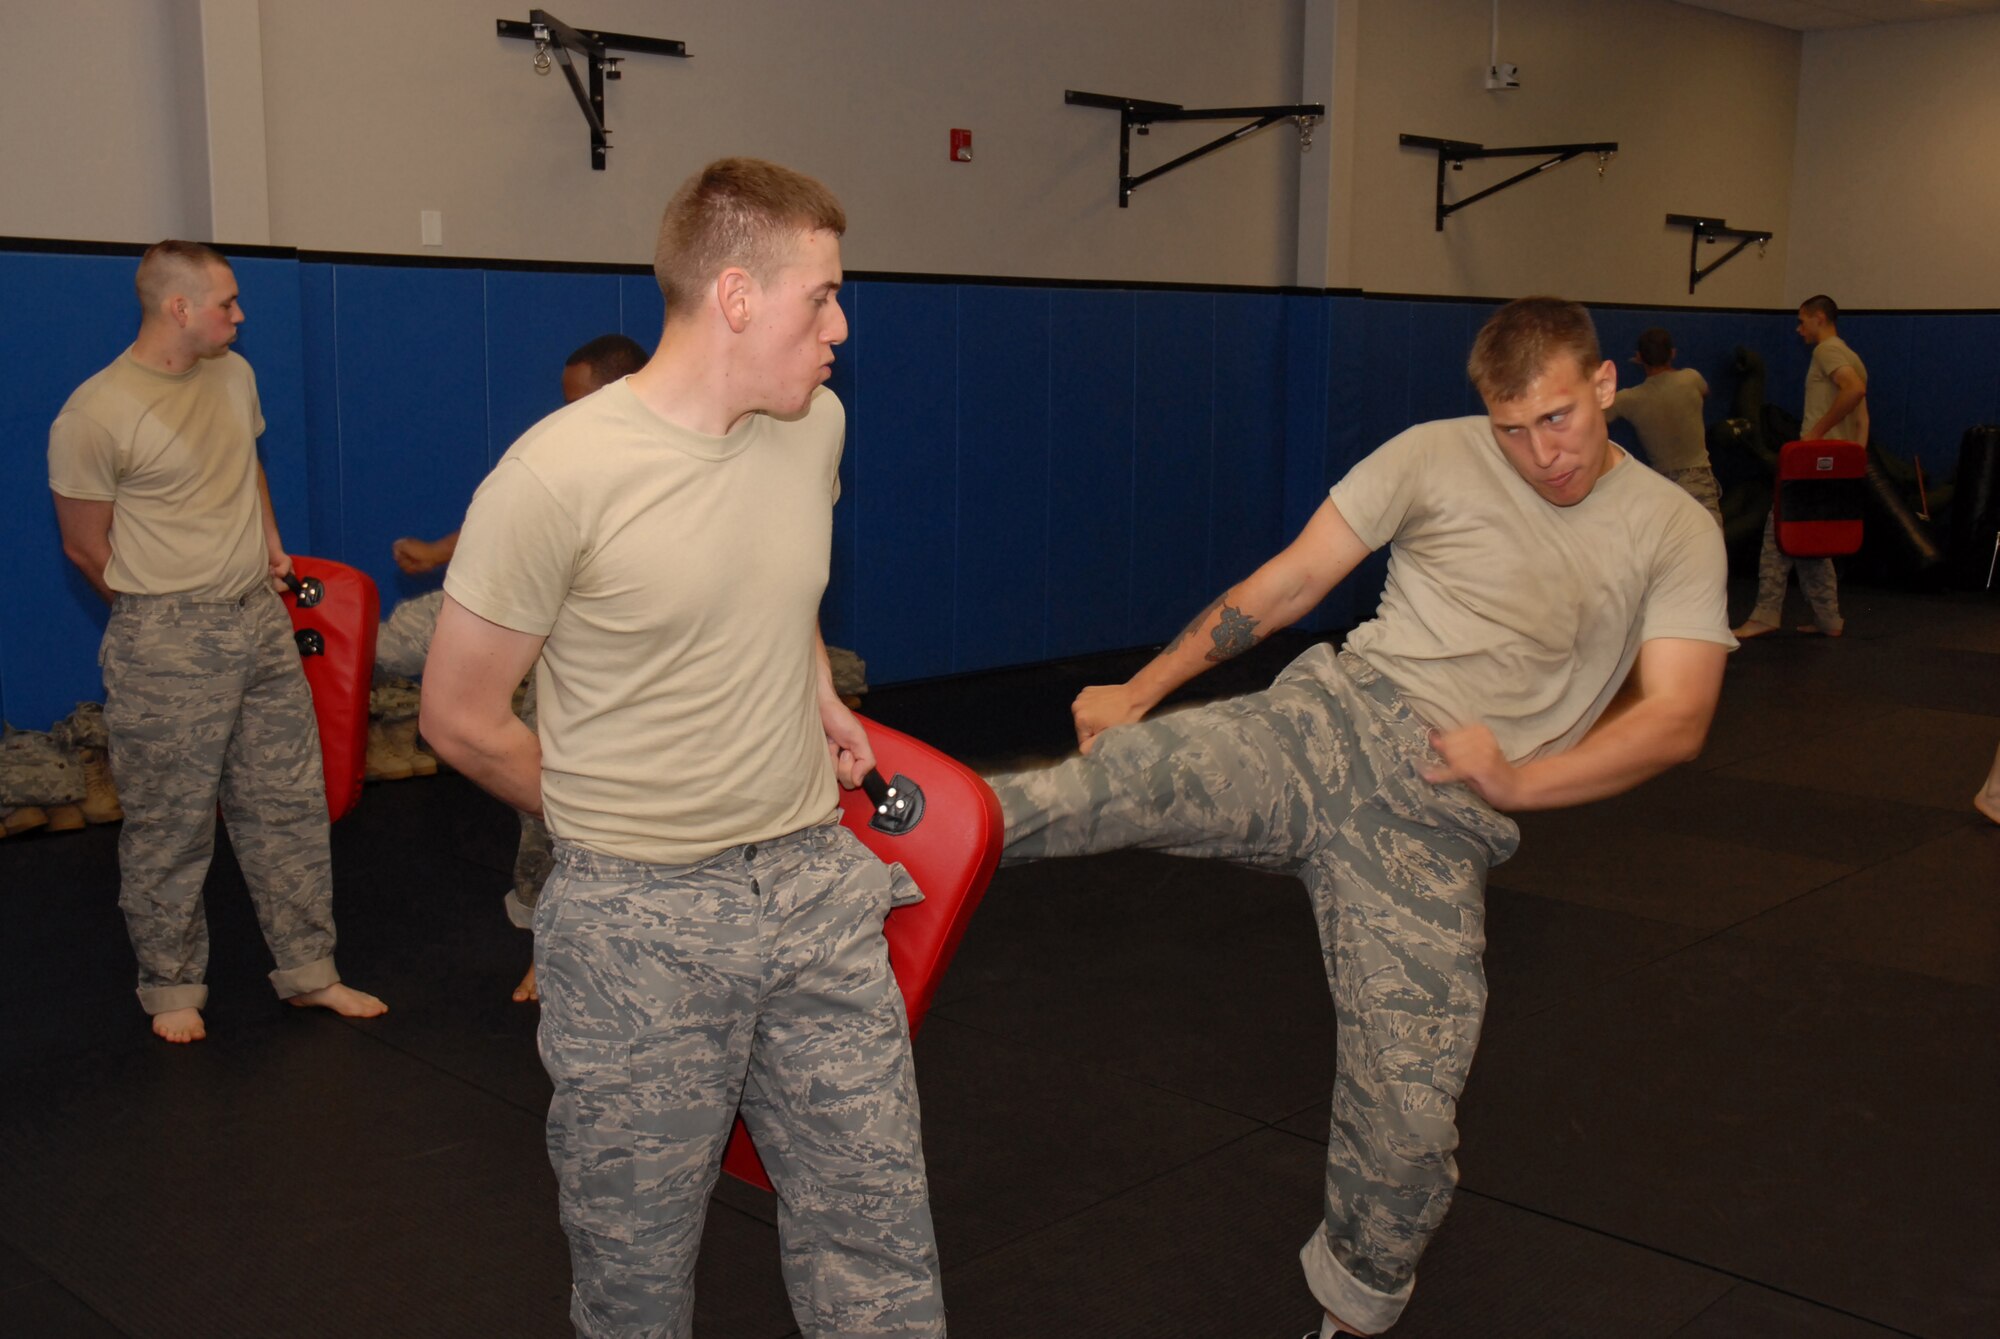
[1,703,121,837]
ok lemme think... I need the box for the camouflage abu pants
[100,590,340,1014]
[379,589,552,923]
[1748,510,1842,632]
[988,645,1518,1334]
[1663,464,1725,529]
[534,822,943,1338]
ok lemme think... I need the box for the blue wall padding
[821,287,863,654]
[5,240,1993,725]
[955,286,1052,673]
[619,275,666,349]
[483,270,623,467]
[846,282,959,683]
[1131,291,1220,646]
[1212,293,1290,602]
[0,252,139,728]
[327,265,491,609]
[1047,290,1138,661]
[298,263,343,558]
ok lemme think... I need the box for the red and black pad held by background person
[722,714,1005,1190]
[1774,438,1867,558]
[280,558,379,823]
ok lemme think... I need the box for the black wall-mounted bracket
[1400,134,1617,231]
[1066,89,1326,208]
[497,11,689,169]
[1665,213,1773,294]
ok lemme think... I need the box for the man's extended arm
[814,627,876,788]
[1423,636,1728,810]
[1072,498,1373,752]
[419,595,546,815]
[1808,364,1867,444]
[51,493,117,603]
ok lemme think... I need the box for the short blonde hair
[653,158,846,319]
[1466,296,1601,401]
[136,240,229,314]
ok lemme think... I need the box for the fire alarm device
[950,129,973,162]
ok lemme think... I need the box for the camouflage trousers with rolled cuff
[1748,511,1842,632]
[100,589,341,1015]
[1663,464,1725,529]
[533,822,944,1339]
[987,645,1519,1335]
[377,589,553,923]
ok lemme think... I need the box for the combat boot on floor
[46,804,85,832]
[3,805,49,837]
[366,718,415,782]
[79,748,123,824]
[389,717,438,777]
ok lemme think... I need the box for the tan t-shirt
[1331,416,1735,763]
[47,349,269,599]
[1805,336,1867,443]
[1608,368,1710,472]
[445,381,844,865]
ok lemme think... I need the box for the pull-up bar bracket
[497,11,690,169]
[1665,213,1773,295]
[1066,89,1325,208]
[1400,134,1618,231]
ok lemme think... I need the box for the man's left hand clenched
[1421,722,1522,809]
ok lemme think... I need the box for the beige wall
[0,1,199,243]
[20,0,1985,312]
[1788,13,2000,309]
[258,0,1312,283]
[1341,0,1800,308]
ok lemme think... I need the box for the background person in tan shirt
[1734,294,1867,639]
[47,241,384,1044]
[1607,326,1722,527]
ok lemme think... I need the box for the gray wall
[2,1,1995,307]
[1787,11,2000,308]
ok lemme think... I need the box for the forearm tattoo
[1205,604,1262,663]
[1164,595,1224,654]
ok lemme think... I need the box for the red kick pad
[1775,439,1867,558]
[281,557,379,823]
[721,714,1005,1191]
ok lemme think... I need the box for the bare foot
[512,961,540,1004]
[1796,623,1845,637]
[1731,619,1779,640]
[153,1007,207,1044]
[1976,791,2000,826]
[288,982,388,1018]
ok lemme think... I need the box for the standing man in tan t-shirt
[991,298,1733,1337]
[420,161,943,1338]
[1608,326,1722,527]
[1735,294,1867,639]
[47,241,386,1044]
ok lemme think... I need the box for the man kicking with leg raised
[991,297,1734,1335]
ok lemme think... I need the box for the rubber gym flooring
[2,580,1995,1338]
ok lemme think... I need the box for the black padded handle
[860,770,924,835]
[281,571,325,608]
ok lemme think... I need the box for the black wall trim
[0,235,296,261]
[5,236,1998,316]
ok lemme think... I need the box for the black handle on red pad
[860,770,925,835]
[281,570,325,609]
